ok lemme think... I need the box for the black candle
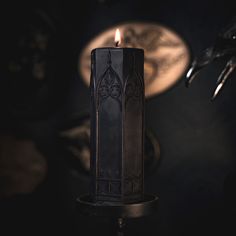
[90,30,144,204]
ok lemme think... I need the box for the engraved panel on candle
[123,50,144,200]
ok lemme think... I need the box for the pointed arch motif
[124,53,144,105]
[96,51,122,110]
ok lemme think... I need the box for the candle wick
[115,41,119,47]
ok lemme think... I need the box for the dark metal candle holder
[77,47,158,234]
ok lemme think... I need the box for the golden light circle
[79,22,190,97]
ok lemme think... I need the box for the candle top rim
[91,47,144,53]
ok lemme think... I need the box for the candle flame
[114,28,121,47]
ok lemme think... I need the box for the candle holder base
[76,194,158,218]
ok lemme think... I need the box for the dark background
[1,0,236,235]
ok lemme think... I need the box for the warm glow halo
[79,22,190,98]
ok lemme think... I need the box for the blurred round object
[60,116,90,174]
[59,115,160,176]
[144,130,161,175]
[0,9,68,120]
[79,22,190,98]
[0,135,47,198]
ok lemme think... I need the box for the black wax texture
[90,48,144,203]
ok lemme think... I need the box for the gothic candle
[90,29,144,204]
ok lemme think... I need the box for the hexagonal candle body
[90,47,144,204]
